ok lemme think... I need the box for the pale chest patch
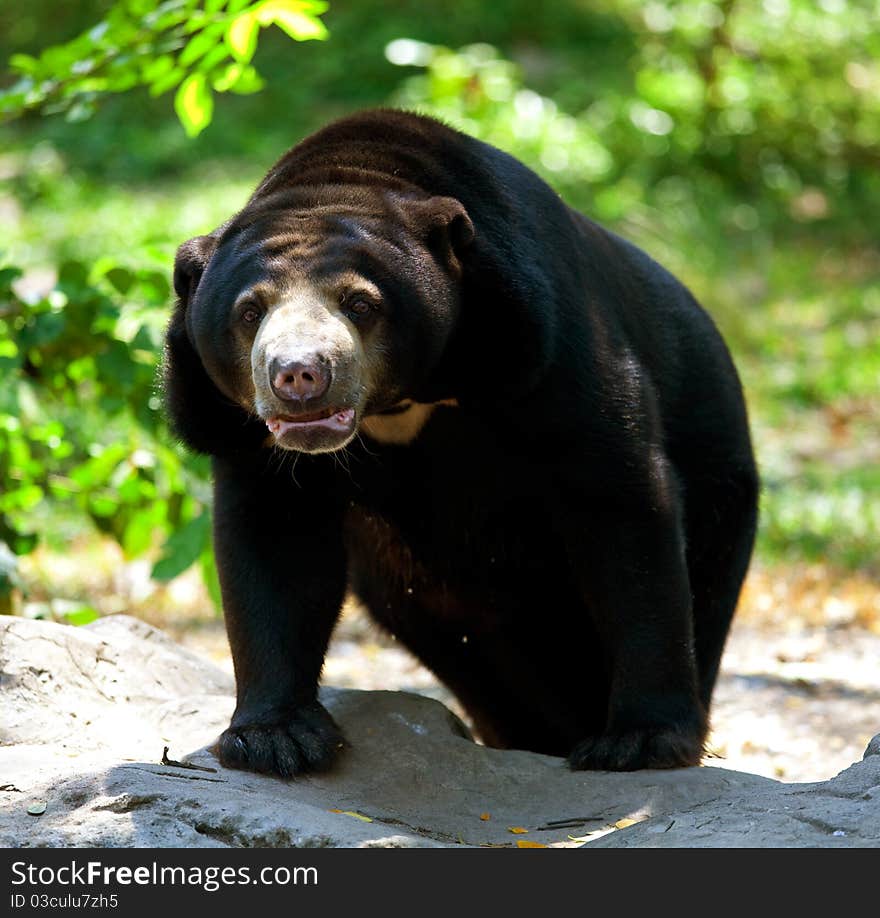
[360,399,458,445]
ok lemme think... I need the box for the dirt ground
[163,563,880,785]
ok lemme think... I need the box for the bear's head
[170,186,473,454]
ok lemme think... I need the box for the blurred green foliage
[1,0,878,614]
[387,9,880,236]
[0,259,217,596]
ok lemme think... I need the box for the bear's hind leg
[684,465,760,711]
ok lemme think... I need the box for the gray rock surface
[0,615,877,848]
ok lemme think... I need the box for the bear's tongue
[267,407,355,436]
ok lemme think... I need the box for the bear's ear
[173,234,218,306]
[400,196,475,272]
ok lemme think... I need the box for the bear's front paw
[217,701,346,778]
[568,726,703,772]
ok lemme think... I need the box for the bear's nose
[269,356,331,402]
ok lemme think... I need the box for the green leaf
[197,42,232,74]
[122,508,157,558]
[55,602,100,626]
[0,266,24,291]
[179,25,224,68]
[174,73,213,137]
[130,324,159,351]
[200,545,223,612]
[226,64,264,95]
[88,495,119,519]
[0,484,44,513]
[226,11,259,62]
[135,270,171,304]
[0,519,38,557]
[257,1,329,41]
[58,260,89,290]
[141,54,174,84]
[105,267,134,294]
[212,62,243,92]
[152,512,212,582]
[149,67,185,97]
[9,53,39,75]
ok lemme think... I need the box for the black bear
[164,109,759,777]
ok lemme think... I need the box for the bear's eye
[240,305,262,325]
[344,297,377,321]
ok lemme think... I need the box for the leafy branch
[1,0,329,136]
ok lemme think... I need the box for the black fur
[165,109,759,775]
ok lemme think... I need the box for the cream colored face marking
[252,283,357,381]
[361,399,458,445]
[249,279,370,423]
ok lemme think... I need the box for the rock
[0,615,877,848]
[863,734,880,759]
[591,750,880,847]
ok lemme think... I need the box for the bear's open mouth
[266,406,356,438]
